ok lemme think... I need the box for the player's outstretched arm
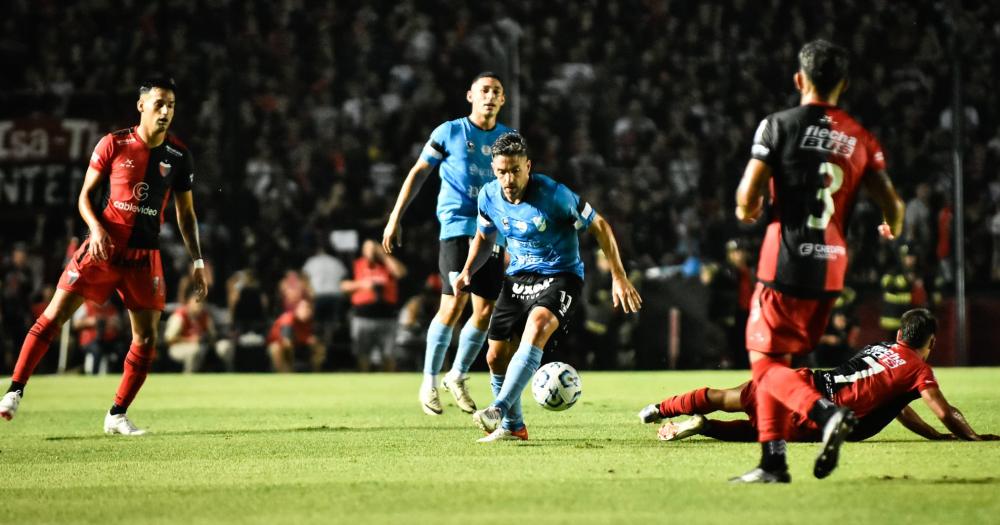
[383,159,435,253]
[735,159,771,224]
[587,214,641,313]
[895,405,954,440]
[175,190,208,301]
[862,170,905,239]
[78,166,114,261]
[453,229,496,292]
[920,387,999,441]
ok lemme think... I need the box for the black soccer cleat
[729,467,791,484]
[814,407,858,479]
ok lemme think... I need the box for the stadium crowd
[2,0,1000,373]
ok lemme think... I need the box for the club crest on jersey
[532,216,547,232]
[153,276,161,294]
[159,160,171,177]
[466,141,476,153]
[501,217,510,231]
[513,219,528,233]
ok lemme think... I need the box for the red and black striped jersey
[89,127,194,249]
[751,103,885,297]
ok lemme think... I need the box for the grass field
[2,369,999,524]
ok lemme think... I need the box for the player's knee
[132,333,157,348]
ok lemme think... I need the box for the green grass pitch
[2,369,999,524]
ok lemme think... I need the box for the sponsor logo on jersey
[481,144,492,156]
[466,140,475,153]
[115,137,136,146]
[66,270,80,285]
[511,277,553,299]
[165,144,183,157]
[159,160,171,177]
[118,159,135,169]
[800,125,857,157]
[798,242,846,260]
[532,216,547,232]
[513,219,528,233]
[113,200,159,216]
[131,182,149,201]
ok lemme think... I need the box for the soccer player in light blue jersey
[453,132,642,442]
[383,72,513,415]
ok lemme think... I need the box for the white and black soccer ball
[531,362,582,411]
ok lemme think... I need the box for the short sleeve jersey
[750,104,885,297]
[477,173,596,278]
[419,117,512,243]
[267,311,314,346]
[89,127,195,249]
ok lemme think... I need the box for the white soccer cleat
[638,403,663,424]
[103,412,147,436]
[441,373,477,413]
[420,386,443,415]
[0,391,22,421]
[477,426,528,443]
[472,406,501,434]
[657,415,707,441]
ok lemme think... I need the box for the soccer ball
[531,362,582,411]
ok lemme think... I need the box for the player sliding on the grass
[639,309,999,443]
[453,132,641,442]
[732,39,904,483]
[383,72,512,416]
[0,77,207,435]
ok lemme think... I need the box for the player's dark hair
[798,40,849,97]
[471,71,503,87]
[492,132,528,158]
[139,77,177,96]
[899,308,937,348]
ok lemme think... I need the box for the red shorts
[741,369,822,442]
[57,238,166,311]
[745,282,835,356]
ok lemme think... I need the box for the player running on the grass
[639,309,999,443]
[0,77,207,435]
[383,72,512,416]
[453,132,642,442]
[732,39,905,483]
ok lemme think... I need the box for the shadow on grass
[43,424,463,441]
[873,474,998,485]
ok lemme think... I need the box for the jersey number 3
[807,162,844,230]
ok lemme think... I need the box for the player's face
[492,154,531,203]
[467,77,505,119]
[138,87,175,133]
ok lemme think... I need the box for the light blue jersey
[420,117,512,242]
[477,173,596,278]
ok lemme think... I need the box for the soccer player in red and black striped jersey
[641,309,998,444]
[731,40,905,482]
[0,78,208,435]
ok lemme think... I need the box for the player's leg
[269,341,292,372]
[105,308,160,436]
[1,289,87,420]
[419,292,468,413]
[640,382,749,424]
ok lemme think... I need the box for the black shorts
[488,272,583,345]
[439,236,505,299]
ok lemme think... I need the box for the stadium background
[1,0,999,374]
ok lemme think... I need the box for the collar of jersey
[466,116,498,132]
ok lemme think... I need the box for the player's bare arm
[862,169,905,240]
[453,228,497,292]
[174,190,208,301]
[920,386,999,441]
[383,159,435,253]
[78,166,114,261]
[895,405,954,440]
[587,214,641,313]
[735,159,771,224]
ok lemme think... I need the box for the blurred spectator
[583,250,626,369]
[226,268,269,369]
[903,183,933,254]
[267,298,325,373]
[396,274,443,371]
[278,269,313,313]
[2,243,39,370]
[880,244,930,339]
[342,240,406,372]
[814,310,859,368]
[302,242,348,350]
[71,299,125,375]
[164,291,234,373]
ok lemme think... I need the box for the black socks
[760,439,788,472]
[7,381,25,396]
[109,404,127,416]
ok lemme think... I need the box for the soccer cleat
[472,406,502,434]
[638,403,663,424]
[729,467,791,484]
[441,373,477,413]
[814,407,858,479]
[657,415,707,441]
[103,412,147,436]
[419,386,443,415]
[0,391,22,421]
[478,426,528,443]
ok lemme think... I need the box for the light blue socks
[451,322,488,376]
[492,343,543,421]
[421,319,452,390]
